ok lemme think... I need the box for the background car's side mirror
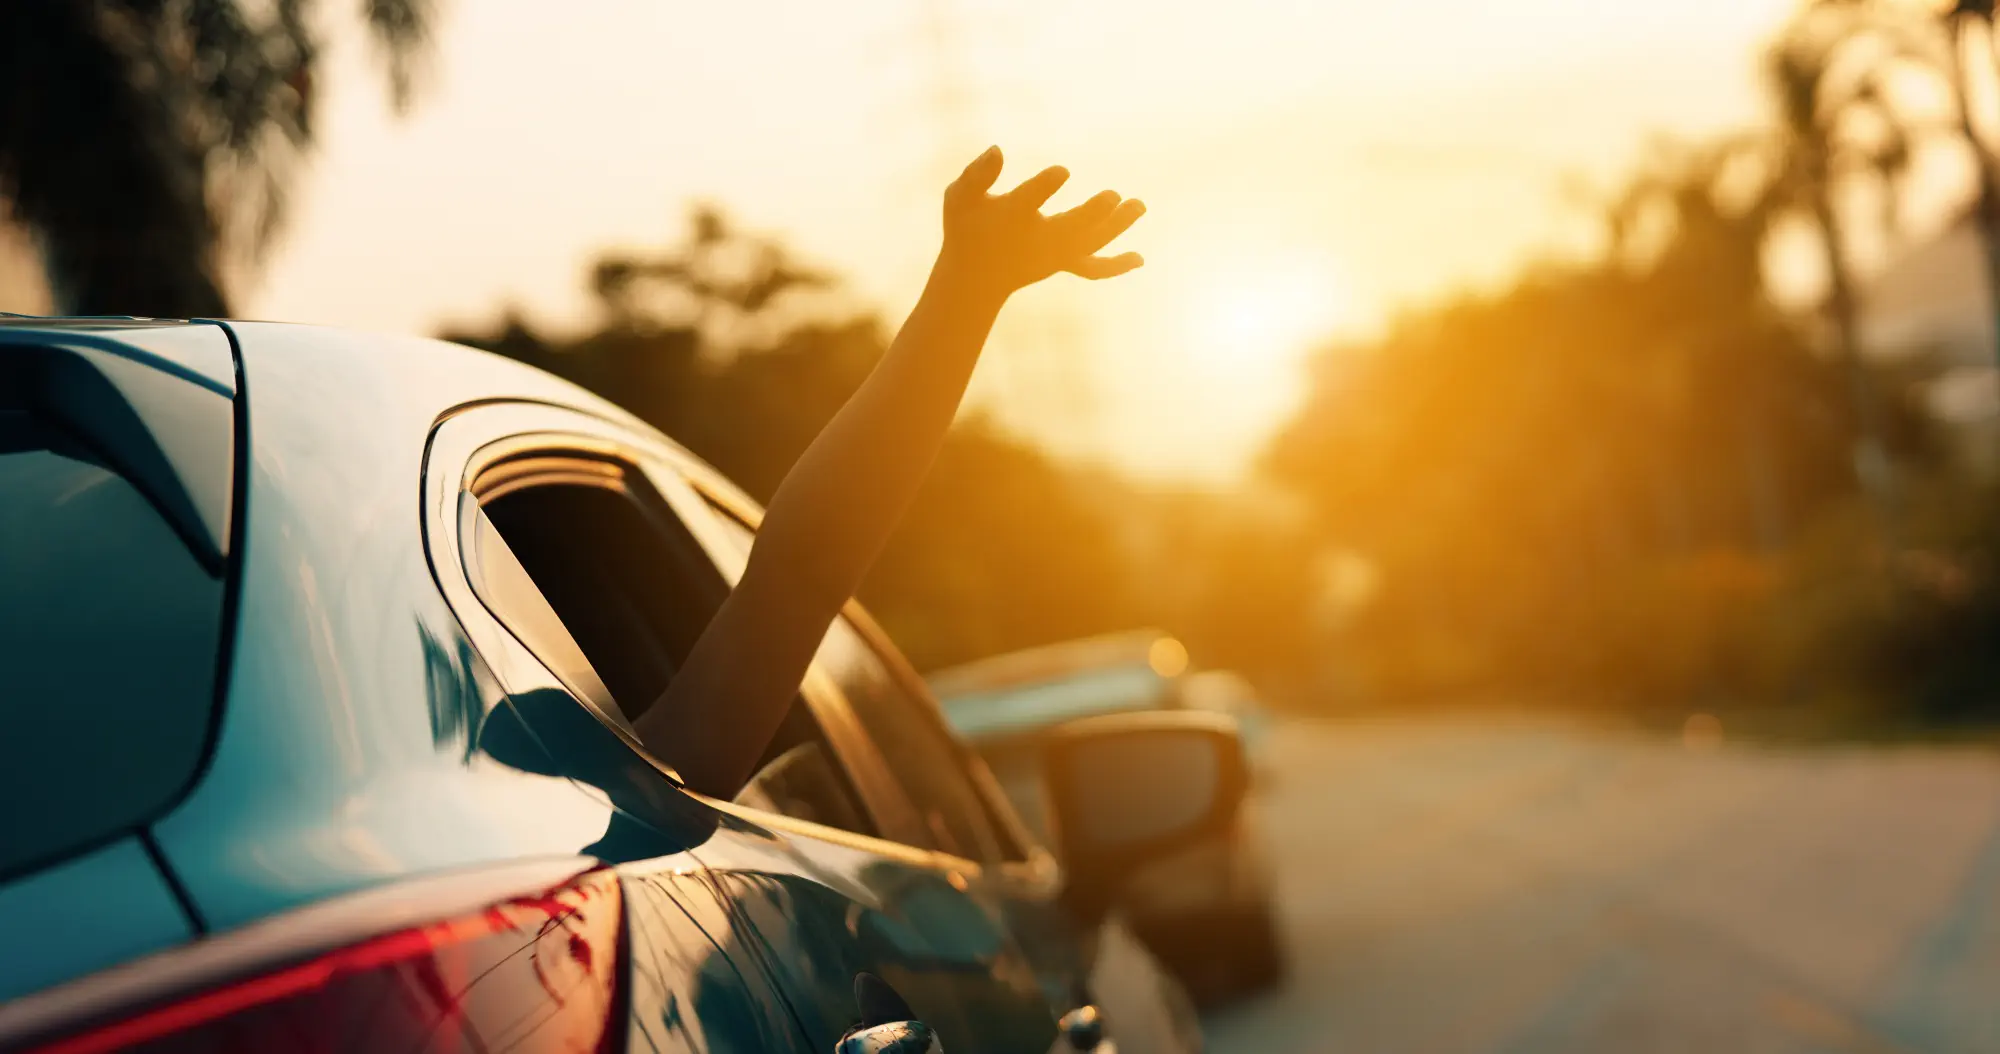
[1041,710,1250,918]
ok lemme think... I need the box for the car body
[0,318,1228,1053]
[929,633,1286,1004]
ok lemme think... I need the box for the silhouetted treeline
[1243,0,2000,730]
[449,181,2000,731]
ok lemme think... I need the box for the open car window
[465,449,880,840]
[476,458,711,724]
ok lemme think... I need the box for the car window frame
[421,400,935,860]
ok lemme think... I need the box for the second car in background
[929,630,1287,1004]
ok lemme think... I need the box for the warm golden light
[230,0,1806,479]
[14,2,2000,1048]
[1187,253,1359,375]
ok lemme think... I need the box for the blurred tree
[1941,0,2000,371]
[1262,148,1935,710]
[0,0,432,317]
[1605,141,1793,548]
[1801,0,2000,381]
[590,204,838,346]
[1755,1,1928,515]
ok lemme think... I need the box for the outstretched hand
[937,146,1146,301]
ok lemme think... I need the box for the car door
[424,402,1070,1052]
[681,504,1071,1052]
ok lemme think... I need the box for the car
[928,632,1286,1005]
[0,317,1234,1053]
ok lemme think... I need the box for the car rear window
[0,353,228,878]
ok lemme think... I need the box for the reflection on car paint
[619,861,806,1053]
[479,685,718,865]
[418,618,491,764]
[689,822,1058,1054]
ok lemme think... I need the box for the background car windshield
[936,663,1167,742]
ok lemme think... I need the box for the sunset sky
[251,0,1803,480]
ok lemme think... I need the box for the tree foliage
[1263,149,1945,715]
[0,0,433,316]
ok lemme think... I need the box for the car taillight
[33,868,624,1054]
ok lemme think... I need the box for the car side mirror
[1041,710,1249,918]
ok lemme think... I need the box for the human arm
[635,146,1146,796]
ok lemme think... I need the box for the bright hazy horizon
[250,0,1800,480]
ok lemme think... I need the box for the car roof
[0,314,678,451]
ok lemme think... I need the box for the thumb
[949,146,1004,201]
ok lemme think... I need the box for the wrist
[927,250,1012,315]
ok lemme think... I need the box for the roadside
[1203,715,2000,1053]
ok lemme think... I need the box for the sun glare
[1188,254,1360,374]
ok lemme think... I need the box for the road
[1200,715,2000,1054]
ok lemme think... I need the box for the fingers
[1079,198,1146,254]
[1051,189,1121,232]
[1067,252,1145,280]
[945,152,1148,285]
[1056,195,1145,280]
[1006,165,1071,210]
[948,146,1004,203]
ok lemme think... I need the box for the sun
[1187,253,1361,374]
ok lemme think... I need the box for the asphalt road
[1200,715,2000,1054]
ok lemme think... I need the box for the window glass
[815,617,1008,861]
[463,500,619,722]
[0,443,222,875]
[733,708,873,836]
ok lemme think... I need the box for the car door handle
[838,973,942,1053]
[836,1020,943,1053]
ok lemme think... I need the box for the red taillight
[36,869,624,1054]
